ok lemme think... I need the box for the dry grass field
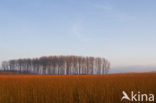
[0,72,155,103]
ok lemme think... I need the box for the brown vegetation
[0,72,155,103]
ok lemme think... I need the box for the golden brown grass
[0,72,155,103]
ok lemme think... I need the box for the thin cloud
[94,4,112,11]
[72,20,93,42]
[72,23,110,42]
[72,15,110,42]
[93,2,113,11]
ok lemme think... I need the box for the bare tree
[1,56,110,75]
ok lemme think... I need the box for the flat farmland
[0,72,155,103]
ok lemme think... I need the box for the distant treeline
[1,56,110,75]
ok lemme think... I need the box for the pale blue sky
[0,0,156,72]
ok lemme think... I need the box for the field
[0,72,155,103]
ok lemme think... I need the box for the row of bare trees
[1,56,110,75]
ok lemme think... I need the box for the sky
[0,0,156,72]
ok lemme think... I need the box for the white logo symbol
[121,91,130,101]
[121,91,155,102]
